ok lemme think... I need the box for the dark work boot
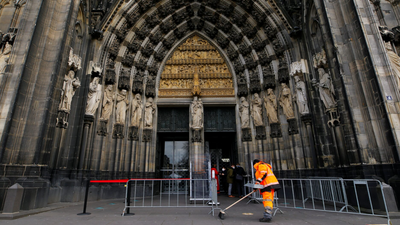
[259,207,272,222]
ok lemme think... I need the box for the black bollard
[124,180,134,216]
[77,180,91,215]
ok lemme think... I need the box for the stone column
[112,123,125,176]
[91,135,104,174]
[142,129,152,173]
[122,141,134,177]
[241,128,252,175]
[270,123,282,170]
[114,138,122,177]
[327,108,348,166]
[49,128,63,169]
[255,125,266,160]
[301,114,317,168]
[78,115,94,172]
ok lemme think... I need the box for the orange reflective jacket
[254,161,280,191]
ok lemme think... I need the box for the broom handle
[224,190,256,211]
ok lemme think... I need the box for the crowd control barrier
[122,178,212,216]
[77,179,129,215]
[276,178,392,225]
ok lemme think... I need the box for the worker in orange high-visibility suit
[253,159,281,223]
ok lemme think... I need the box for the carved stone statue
[116,89,129,124]
[294,76,310,115]
[384,41,400,91]
[1,41,12,55]
[279,83,295,119]
[251,93,264,126]
[59,70,81,112]
[264,88,279,124]
[0,55,9,73]
[0,41,11,73]
[239,96,250,128]
[85,77,102,116]
[130,93,143,127]
[317,68,336,109]
[145,97,156,128]
[101,85,114,121]
[190,97,203,129]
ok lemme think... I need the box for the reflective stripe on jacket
[253,161,280,190]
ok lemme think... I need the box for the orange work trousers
[261,189,274,209]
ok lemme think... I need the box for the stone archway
[87,0,298,176]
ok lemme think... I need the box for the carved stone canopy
[90,62,102,77]
[68,48,82,71]
[290,59,308,76]
[313,49,327,68]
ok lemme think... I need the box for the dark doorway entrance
[157,107,190,182]
[205,132,237,167]
[204,107,237,194]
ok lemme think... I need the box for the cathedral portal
[156,35,238,179]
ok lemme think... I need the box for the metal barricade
[208,179,221,216]
[302,178,352,212]
[277,178,391,225]
[122,178,212,216]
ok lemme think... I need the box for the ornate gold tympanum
[158,35,234,98]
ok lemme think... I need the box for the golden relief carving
[158,89,234,97]
[159,79,233,89]
[192,71,201,96]
[159,35,234,98]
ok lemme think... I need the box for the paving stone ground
[0,195,398,225]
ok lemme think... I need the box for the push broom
[218,189,257,220]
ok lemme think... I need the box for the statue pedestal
[56,110,69,129]
[97,119,108,136]
[112,123,124,139]
[142,129,152,142]
[241,127,252,142]
[128,126,139,141]
[287,118,298,135]
[255,126,266,140]
[270,123,282,138]
[191,128,202,142]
